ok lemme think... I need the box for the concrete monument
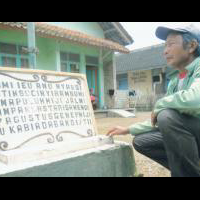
[0,67,135,177]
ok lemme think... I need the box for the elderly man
[107,24,200,177]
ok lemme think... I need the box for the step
[108,109,136,118]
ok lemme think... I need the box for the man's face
[164,33,191,69]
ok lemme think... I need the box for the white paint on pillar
[56,41,61,72]
[112,53,117,108]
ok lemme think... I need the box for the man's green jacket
[129,57,200,136]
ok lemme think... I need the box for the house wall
[114,90,129,109]
[0,29,100,70]
[115,69,166,111]
[48,22,104,39]
[0,25,113,108]
[128,70,153,96]
[113,68,168,111]
[128,70,153,110]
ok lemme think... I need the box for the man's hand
[106,126,129,137]
[151,111,158,127]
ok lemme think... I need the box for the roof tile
[116,44,167,73]
[0,22,130,53]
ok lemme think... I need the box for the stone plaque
[0,67,98,155]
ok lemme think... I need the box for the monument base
[0,135,113,165]
[0,141,136,177]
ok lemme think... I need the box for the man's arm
[154,77,200,116]
[106,120,158,137]
[128,120,158,135]
[106,126,129,137]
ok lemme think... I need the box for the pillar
[98,49,105,109]
[56,41,61,72]
[27,22,37,69]
[80,53,86,74]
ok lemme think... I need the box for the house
[0,22,133,109]
[115,43,173,110]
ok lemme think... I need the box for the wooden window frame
[60,51,80,73]
[0,42,30,69]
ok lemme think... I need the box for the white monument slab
[0,67,113,165]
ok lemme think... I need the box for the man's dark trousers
[133,109,200,177]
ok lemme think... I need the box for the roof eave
[0,22,130,54]
[112,22,134,45]
[98,22,134,46]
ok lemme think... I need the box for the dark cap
[155,24,200,42]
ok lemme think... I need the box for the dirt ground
[95,112,171,177]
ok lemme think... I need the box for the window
[1,43,17,54]
[86,56,98,65]
[60,52,68,61]
[60,51,80,73]
[61,63,68,72]
[70,63,79,73]
[153,75,160,83]
[21,58,29,69]
[0,42,29,68]
[117,74,128,90]
[2,56,16,67]
[69,53,80,62]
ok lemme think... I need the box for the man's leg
[133,131,169,169]
[157,109,200,177]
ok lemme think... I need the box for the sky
[120,22,200,51]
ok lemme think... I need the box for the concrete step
[108,109,136,118]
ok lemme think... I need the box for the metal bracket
[22,47,39,54]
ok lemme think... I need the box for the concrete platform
[108,109,136,118]
[94,109,136,118]
[0,141,136,177]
